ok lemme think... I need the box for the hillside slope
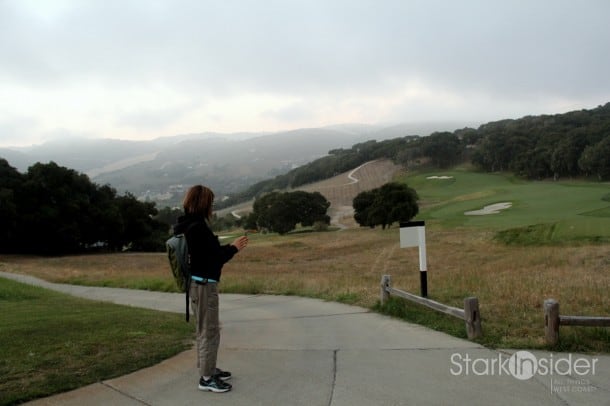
[223,159,402,228]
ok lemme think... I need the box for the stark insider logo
[450,351,598,380]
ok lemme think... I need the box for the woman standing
[172,185,248,393]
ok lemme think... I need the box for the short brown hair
[183,185,215,220]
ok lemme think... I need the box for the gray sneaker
[214,367,232,381]
[198,376,232,393]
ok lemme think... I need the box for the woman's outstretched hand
[231,235,248,251]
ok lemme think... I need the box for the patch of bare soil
[221,159,402,228]
[298,159,401,207]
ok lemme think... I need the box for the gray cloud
[1,0,609,147]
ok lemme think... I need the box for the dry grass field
[2,225,608,352]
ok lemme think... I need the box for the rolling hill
[1,121,469,207]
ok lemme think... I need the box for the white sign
[400,221,425,248]
[399,221,427,272]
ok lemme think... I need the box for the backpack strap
[185,278,191,322]
[183,221,200,322]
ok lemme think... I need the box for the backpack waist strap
[192,275,218,284]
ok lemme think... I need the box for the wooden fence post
[380,275,391,305]
[464,297,482,339]
[544,299,560,345]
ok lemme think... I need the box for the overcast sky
[1,0,609,147]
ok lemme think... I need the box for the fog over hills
[0,121,473,207]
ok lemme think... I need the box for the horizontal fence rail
[385,286,466,319]
[380,275,482,340]
[544,298,610,345]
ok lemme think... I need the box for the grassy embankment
[0,277,192,406]
[1,168,609,404]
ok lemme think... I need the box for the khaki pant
[190,282,220,377]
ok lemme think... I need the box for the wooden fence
[380,275,482,340]
[544,298,610,345]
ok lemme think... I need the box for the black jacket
[173,214,238,282]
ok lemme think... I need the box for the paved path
[1,271,609,406]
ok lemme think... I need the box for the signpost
[399,220,428,297]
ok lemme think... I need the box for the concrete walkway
[1,271,609,406]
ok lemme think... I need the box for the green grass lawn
[0,278,193,406]
[404,169,610,242]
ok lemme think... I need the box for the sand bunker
[464,202,512,216]
[426,176,454,179]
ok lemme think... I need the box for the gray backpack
[166,223,197,321]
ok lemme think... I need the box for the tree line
[471,105,610,179]
[218,103,610,209]
[0,158,334,254]
[0,160,168,255]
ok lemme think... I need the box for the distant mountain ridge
[0,121,472,207]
